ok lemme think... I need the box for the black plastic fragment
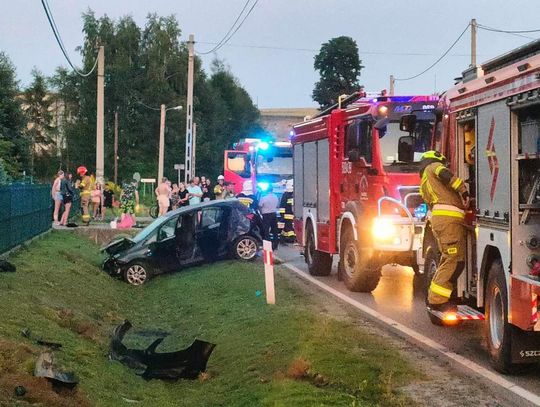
[34,352,78,389]
[109,320,216,380]
[14,386,26,397]
[0,260,16,273]
[37,339,63,350]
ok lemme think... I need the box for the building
[259,108,319,140]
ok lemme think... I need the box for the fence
[0,184,52,254]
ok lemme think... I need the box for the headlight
[258,182,269,192]
[372,217,398,241]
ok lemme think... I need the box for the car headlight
[372,217,398,241]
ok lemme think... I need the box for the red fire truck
[223,138,293,196]
[291,93,438,292]
[400,40,540,372]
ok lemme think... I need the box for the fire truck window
[345,120,372,163]
[226,152,250,177]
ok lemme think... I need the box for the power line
[135,100,161,111]
[198,0,260,55]
[395,23,470,81]
[40,0,98,77]
[477,23,540,34]
[477,24,536,40]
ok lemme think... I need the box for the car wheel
[123,262,151,286]
[149,205,159,219]
[234,236,258,261]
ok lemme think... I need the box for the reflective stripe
[282,231,296,237]
[432,209,465,219]
[430,282,452,298]
[433,204,464,214]
[284,214,294,220]
[287,198,293,204]
[451,178,463,190]
[447,247,458,255]
[278,208,285,213]
[434,164,445,176]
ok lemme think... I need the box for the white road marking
[278,258,540,407]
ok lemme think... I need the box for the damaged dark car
[103,200,262,285]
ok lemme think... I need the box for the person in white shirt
[258,185,280,249]
[187,176,203,205]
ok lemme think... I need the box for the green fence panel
[0,184,52,254]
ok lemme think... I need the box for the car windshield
[256,151,293,176]
[379,115,434,170]
[131,217,168,244]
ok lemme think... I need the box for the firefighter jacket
[236,193,258,211]
[79,175,92,197]
[420,162,468,211]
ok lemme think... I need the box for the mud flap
[510,326,540,364]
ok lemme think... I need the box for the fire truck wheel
[304,222,332,276]
[424,245,440,293]
[340,228,381,292]
[485,259,518,373]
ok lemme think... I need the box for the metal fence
[0,184,52,254]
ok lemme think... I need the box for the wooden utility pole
[192,122,197,177]
[158,104,166,183]
[471,18,477,67]
[96,45,105,183]
[389,75,395,96]
[114,111,118,185]
[184,34,195,183]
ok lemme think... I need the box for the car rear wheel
[123,263,151,286]
[234,236,258,261]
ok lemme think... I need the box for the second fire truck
[291,93,438,292]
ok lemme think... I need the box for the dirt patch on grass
[41,307,102,343]
[286,358,311,379]
[0,339,90,407]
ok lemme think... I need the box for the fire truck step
[429,305,485,321]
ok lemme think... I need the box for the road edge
[277,257,540,407]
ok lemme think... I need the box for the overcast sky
[1,0,539,108]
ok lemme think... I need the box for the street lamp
[158,104,183,184]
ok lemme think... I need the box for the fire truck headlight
[378,105,388,116]
[372,217,398,241]
[258,141,270,151]
[258,182,269,192]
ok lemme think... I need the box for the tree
[22,69,55,176]
[312,36,363,109]
[0,52,27,177]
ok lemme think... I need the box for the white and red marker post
[262,240,275,305]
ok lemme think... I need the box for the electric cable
[476,23,540,34]
[477,24,535,40]
[198,0,259,55]
[394,23,470,81]
[40,0,98,77]
[135,100,161,111]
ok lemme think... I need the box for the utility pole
[96,45,105,183]
[184,34,195,183]
[114,110,118,185]
[158,104,166,184]
[192,122,197,177]
[471,18,477,67]
[389,75,395,96]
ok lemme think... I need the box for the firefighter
[420,151,470,314]
[76,166,92,225]
[278,179,295,243]
[236,180,258,211]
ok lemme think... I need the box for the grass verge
[0,232,418,406]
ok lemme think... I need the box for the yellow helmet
[421,151,446,162]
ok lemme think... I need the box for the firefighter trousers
[428,215,466,305]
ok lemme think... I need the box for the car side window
[158,216,179,241]
[199,208,224,229]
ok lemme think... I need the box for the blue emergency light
[257,182,270,192]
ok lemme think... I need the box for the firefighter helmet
[421,151,446,162]
[76,166,88,176]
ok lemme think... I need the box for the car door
[176,211,201,265]
[196,206,230,261]
[151,215,181,273]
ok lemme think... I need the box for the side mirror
[398,136,415,163]
[399,114,417,133]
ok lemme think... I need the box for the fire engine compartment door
[303,142,318,209]
[293,144,303,219]
[476,100,510,221]
[317,140,330,223]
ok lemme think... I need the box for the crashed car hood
[101,237,135,255]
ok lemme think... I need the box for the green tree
[0,52,27,177]
[312,36,363,109]
[22,69,55,176]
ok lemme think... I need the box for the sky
[1,0,539,108]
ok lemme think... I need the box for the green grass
[0,232,417,406]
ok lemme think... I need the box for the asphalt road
[276,243,540,403]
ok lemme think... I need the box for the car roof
[163,199,241,218]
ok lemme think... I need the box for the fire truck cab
[403,40,540,372]
[292,93,438,292]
